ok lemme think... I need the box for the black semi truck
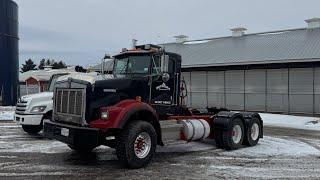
[44,44,263,169]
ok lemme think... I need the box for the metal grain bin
[0,0,19,105]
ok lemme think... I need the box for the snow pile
[0,106,15,121]
[222,136,320,157]
[260,113,320,131]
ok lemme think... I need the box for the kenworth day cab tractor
[44,44,263,169]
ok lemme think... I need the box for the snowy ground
[1,108,320,178]
[0,123,320,179]
[260,113,320,131]
[0,107,15,121]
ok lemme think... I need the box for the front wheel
[22,125,42,134]
[116,121,157,169]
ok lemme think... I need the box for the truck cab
[15,73,68,134]
[44,44,263,169]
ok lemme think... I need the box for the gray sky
[16,0,320,67]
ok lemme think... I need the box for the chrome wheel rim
[134,132,151,159]
[232,125,242,144]
[251,123,259,141]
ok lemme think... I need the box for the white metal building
[164,18,320,116]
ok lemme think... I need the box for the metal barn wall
[0,0,19,106]
[225,70,244,110]
[315,68,320,114]
[208,71,225,108]
[245,69,266,111]
[289,68,313,114]
[183,67,320,116]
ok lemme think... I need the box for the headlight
[100,111,109,120]
[30,106,47,113]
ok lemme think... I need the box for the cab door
[149,55,177,106]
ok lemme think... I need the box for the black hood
[94,78,149,99]
[86,77,149,121]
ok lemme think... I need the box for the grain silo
[0,0,19,105]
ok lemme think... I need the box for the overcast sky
[15,0,320,67]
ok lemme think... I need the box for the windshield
[113,55,151,77]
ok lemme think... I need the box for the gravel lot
[0,123,320,179]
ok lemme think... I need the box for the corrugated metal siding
[164,28,320,68]
[245,70,266,111]
[190,72,207,108]
[266,69,288,113]
[208,71,225,108]
[289,68,313,114]
[185,67,319,116]
[225,70,244,110]
[315,68,320,114]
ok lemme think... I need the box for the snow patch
[221,136,320,157]
[0,140,70,154]
[260,113,320,131]
[0,111,14,121]
[0,106,15,121]
[157,141,215,153]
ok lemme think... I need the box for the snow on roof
[19,68,75,82]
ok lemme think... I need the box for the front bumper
[44,121,100,148]
[14,113,43,125]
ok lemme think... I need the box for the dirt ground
[0,123,320,180]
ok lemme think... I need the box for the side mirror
[161,55,169,73]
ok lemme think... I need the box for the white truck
[15,73,68,134]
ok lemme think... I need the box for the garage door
[190,71,207,108]
[207,71,225,108]
[245,69,266,111]
[266,69,288,113]
[289,68,313,114]
[225,70,244,110]
[314,68,320,115]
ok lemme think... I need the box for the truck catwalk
[0,122,319,179]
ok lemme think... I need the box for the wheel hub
[232,125,242,144]
[134,132,151,159]
[251,123,259,141]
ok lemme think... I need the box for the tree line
[21,59,67,73]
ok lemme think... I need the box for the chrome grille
[54,88,86,125]
[15,99,28,114]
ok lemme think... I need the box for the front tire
[22,125,42,134]
[116,121,157,169]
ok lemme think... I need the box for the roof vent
[132,39,138,48]
[174,35,188,43]
[305,18,320,29]
[231,27,247,37]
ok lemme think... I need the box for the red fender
[90,99,158,130]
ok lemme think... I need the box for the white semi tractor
[14,73,70,134]
[15,72,100,134]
